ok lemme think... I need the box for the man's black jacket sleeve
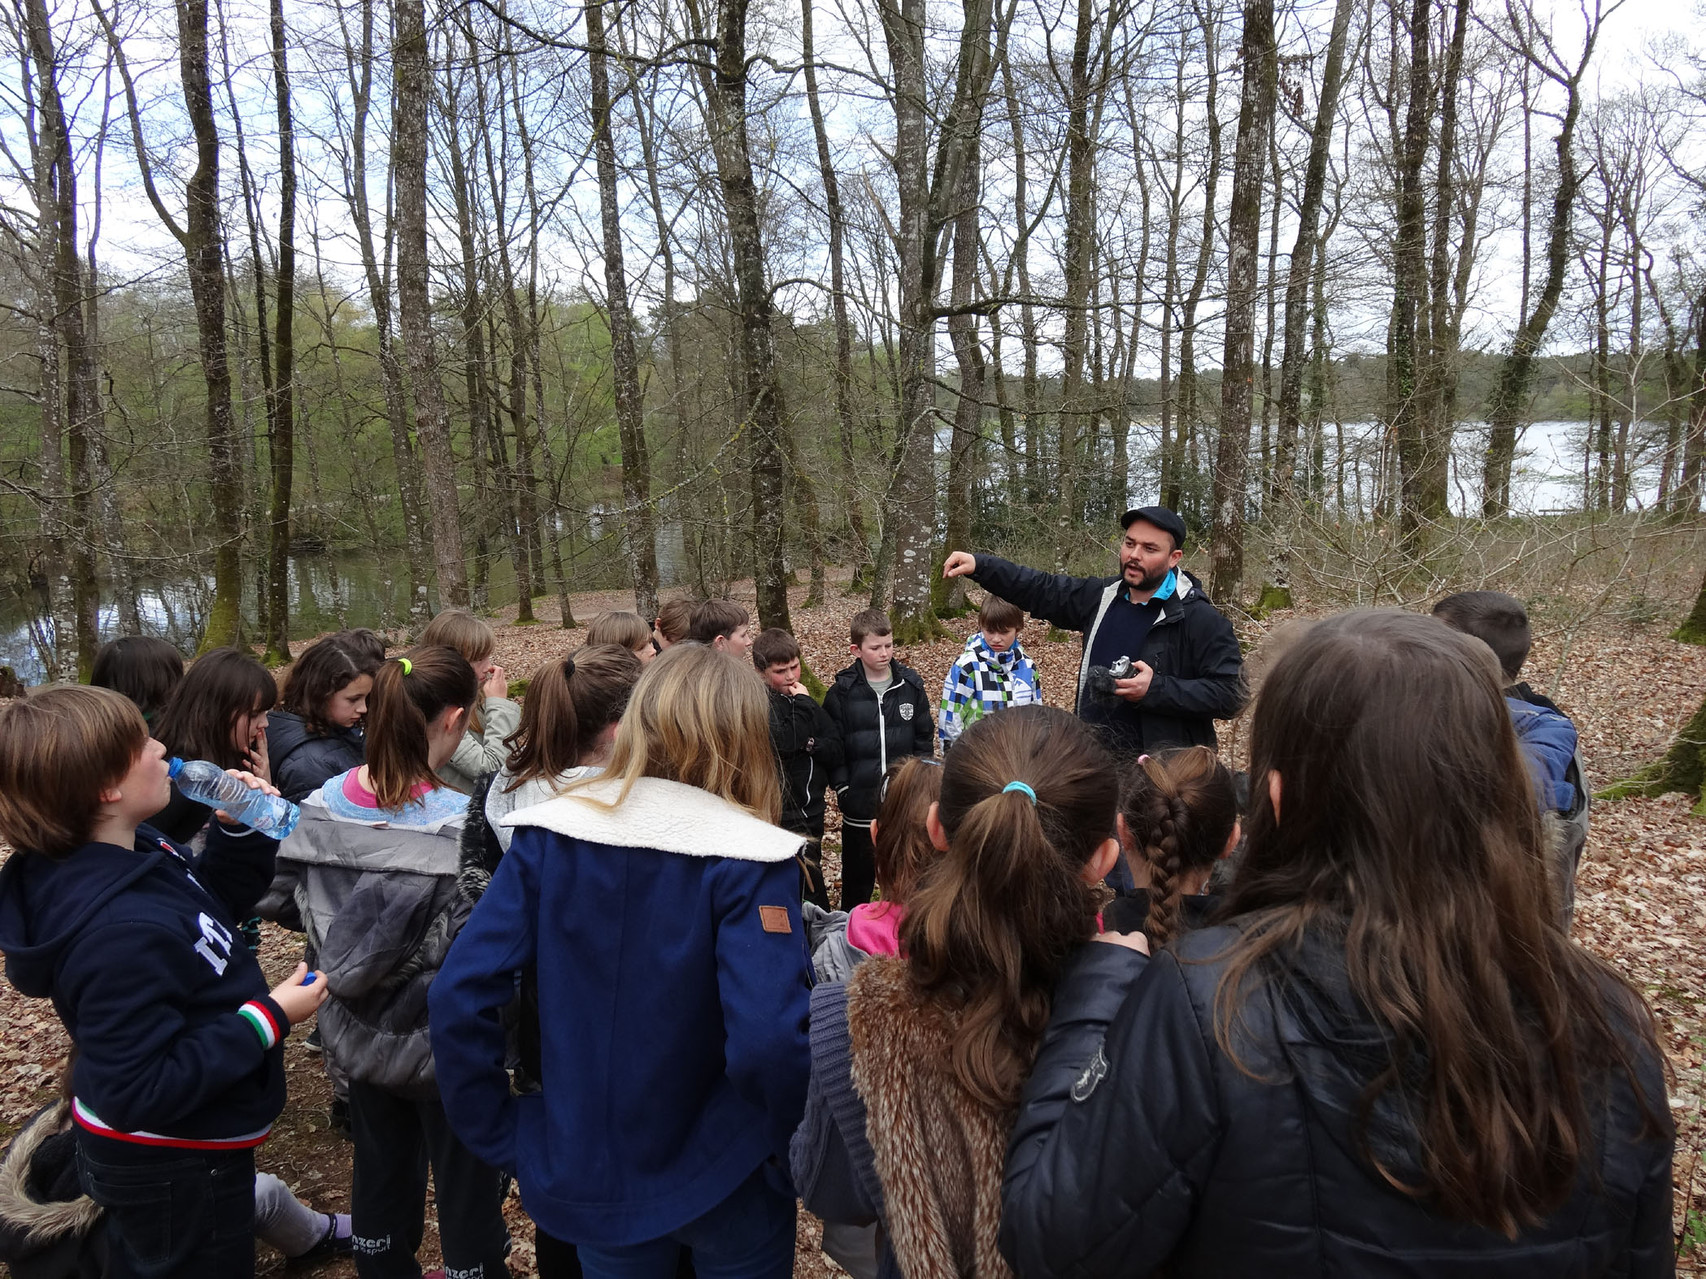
[968,555,1110,635]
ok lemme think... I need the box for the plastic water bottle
[168,758,301,840]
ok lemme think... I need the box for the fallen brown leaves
[2,563,1703,1275]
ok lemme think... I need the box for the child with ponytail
[274,647,510,1279]
[791,706,1147,1279]
[1102,746,1239,943]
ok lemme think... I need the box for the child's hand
[245,726,271,783]
[789,681,809,697]
[269,963,329,1026]
[942,551,977,579]
[482,665,509,699]
[214,770,283,826]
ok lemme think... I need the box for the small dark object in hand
[1084,655,1135,700]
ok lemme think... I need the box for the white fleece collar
[501,775,805,864]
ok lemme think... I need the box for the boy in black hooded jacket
[0,687,326,1278]
[823,610,934,909]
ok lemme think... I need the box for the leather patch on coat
[759,905,792,934]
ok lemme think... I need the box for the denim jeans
[576,1165,795,1279]
[75,1130,257,1279]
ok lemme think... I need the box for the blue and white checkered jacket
[939,632,1041,748]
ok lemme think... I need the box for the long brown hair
[281,637,369,735]
[364,646,477,808]
[1119,747,1237,945]
[154,648,277,769]
[562,642,780,823]
[503,644,642,791]
[1218,609,1665,1236]
[871,757,943,904]
[900,706,1117,1110]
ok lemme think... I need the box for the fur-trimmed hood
[0,1100,101,1263]
[503,775,805,863]
[848,957,1015,1279]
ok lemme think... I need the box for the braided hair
[1119,747,1238,944]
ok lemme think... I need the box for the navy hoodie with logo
[0,822,290,1147]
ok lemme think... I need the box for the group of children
[0,584,1663,1279]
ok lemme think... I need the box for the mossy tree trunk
[1675,569,1706,645]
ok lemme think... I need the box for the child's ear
[848,643,860,655]
[1221,818,1242,858]
[1115,812,1133,850]
[98,784,123,806]
[1080,836,1121,885]
[926,802,949,852]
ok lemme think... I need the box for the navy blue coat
[0,822,288,1146]
[429,776,813,1247]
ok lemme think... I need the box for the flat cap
[1120,505,1187,550]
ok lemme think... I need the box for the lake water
[0,519,688,685]
[0,421,1660,682]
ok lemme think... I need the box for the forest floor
[2,565,1705,1274]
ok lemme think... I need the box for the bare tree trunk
[1388,0,1430,544]
[1275,0,1352,499]
[800,0,870,581]
[682,0,793,632]
[394,0,468,606]
[586,0,661,622]
[937,119,983,616]
[336,0,430,618]
[1208,0,1275,602]
[1483,0,1602,517]
[262,0,296,662]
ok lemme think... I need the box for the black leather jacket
[1003,924,1674,1278]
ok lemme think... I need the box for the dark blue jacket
[1506,687,1580,814]
[268,710,365,803]
[429,775,813,1247]
[0,823,288,1146]
[967,556,1244,756]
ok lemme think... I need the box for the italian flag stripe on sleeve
[238,1001,281,1050]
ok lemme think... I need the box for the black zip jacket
[823,660,934,824]
[770,689,845,838]
[967,555,1245,755]
[0,822,288,1146]
[1003,924,1674,1278]
[268,711,365,803]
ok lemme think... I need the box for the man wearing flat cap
[942,506,1244,759]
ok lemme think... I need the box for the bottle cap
[168,757,185,779]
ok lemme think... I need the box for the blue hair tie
[1002,781,1037,805]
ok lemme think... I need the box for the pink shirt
[847,901,906,957]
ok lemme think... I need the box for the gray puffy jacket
[274,804,468,1099]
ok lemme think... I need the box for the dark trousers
[576,1166,793,1279]
[538,1226,700,1279]
[75,1130,256,1279]
[838,824,876,910]
[348,1079,509,1279]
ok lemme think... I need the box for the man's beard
[1124,561,1170,594]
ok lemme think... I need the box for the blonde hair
[586,611,652,653]
[421,608,496,732]
[562,643,781,823]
